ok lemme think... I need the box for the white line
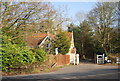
[87,72,120,77]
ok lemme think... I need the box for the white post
[103,53,105,64]
[97,55,98,64]
[76,54,79,65]
[73,54,75,65]
[55,48,58,55]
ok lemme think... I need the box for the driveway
[2,63,120,80]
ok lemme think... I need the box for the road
[2,63,120,81]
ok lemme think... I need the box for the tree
[75,11,87,25]
[1,2,69,37]
[110,27,120,53]
[1,2,45,42]
[79,20,94,58]
[52,32,70,54]
[88,2,118,55]
[69,21,95,59]
[1,2,59,40]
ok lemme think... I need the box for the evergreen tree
[69,21,95,59]
[52,32,70,54]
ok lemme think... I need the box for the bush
[34,48,47,62]
[1,34,47,72]
[1,35,35,72]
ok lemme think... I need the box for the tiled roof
[33,33,47,38]
[49,33,56,38]
[25,33,47,48]
[25,32,72,48]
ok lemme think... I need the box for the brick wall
[56,54,70,66]
[48,54,70,66]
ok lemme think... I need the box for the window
[46,43,50,48]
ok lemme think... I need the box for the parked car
[107,59,112,63]
[116,57,120,64]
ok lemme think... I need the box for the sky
[52,2,96,18]
[52,2,96,28]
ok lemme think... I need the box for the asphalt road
[2,63,120,81]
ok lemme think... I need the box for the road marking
[87,72,120,77]
[66,72,120,79]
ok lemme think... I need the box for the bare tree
[75,11,87,25]
[88,2,118,55]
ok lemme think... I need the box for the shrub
[1,35,35,72]
[34,48,47,62]
[1,34,47,72]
